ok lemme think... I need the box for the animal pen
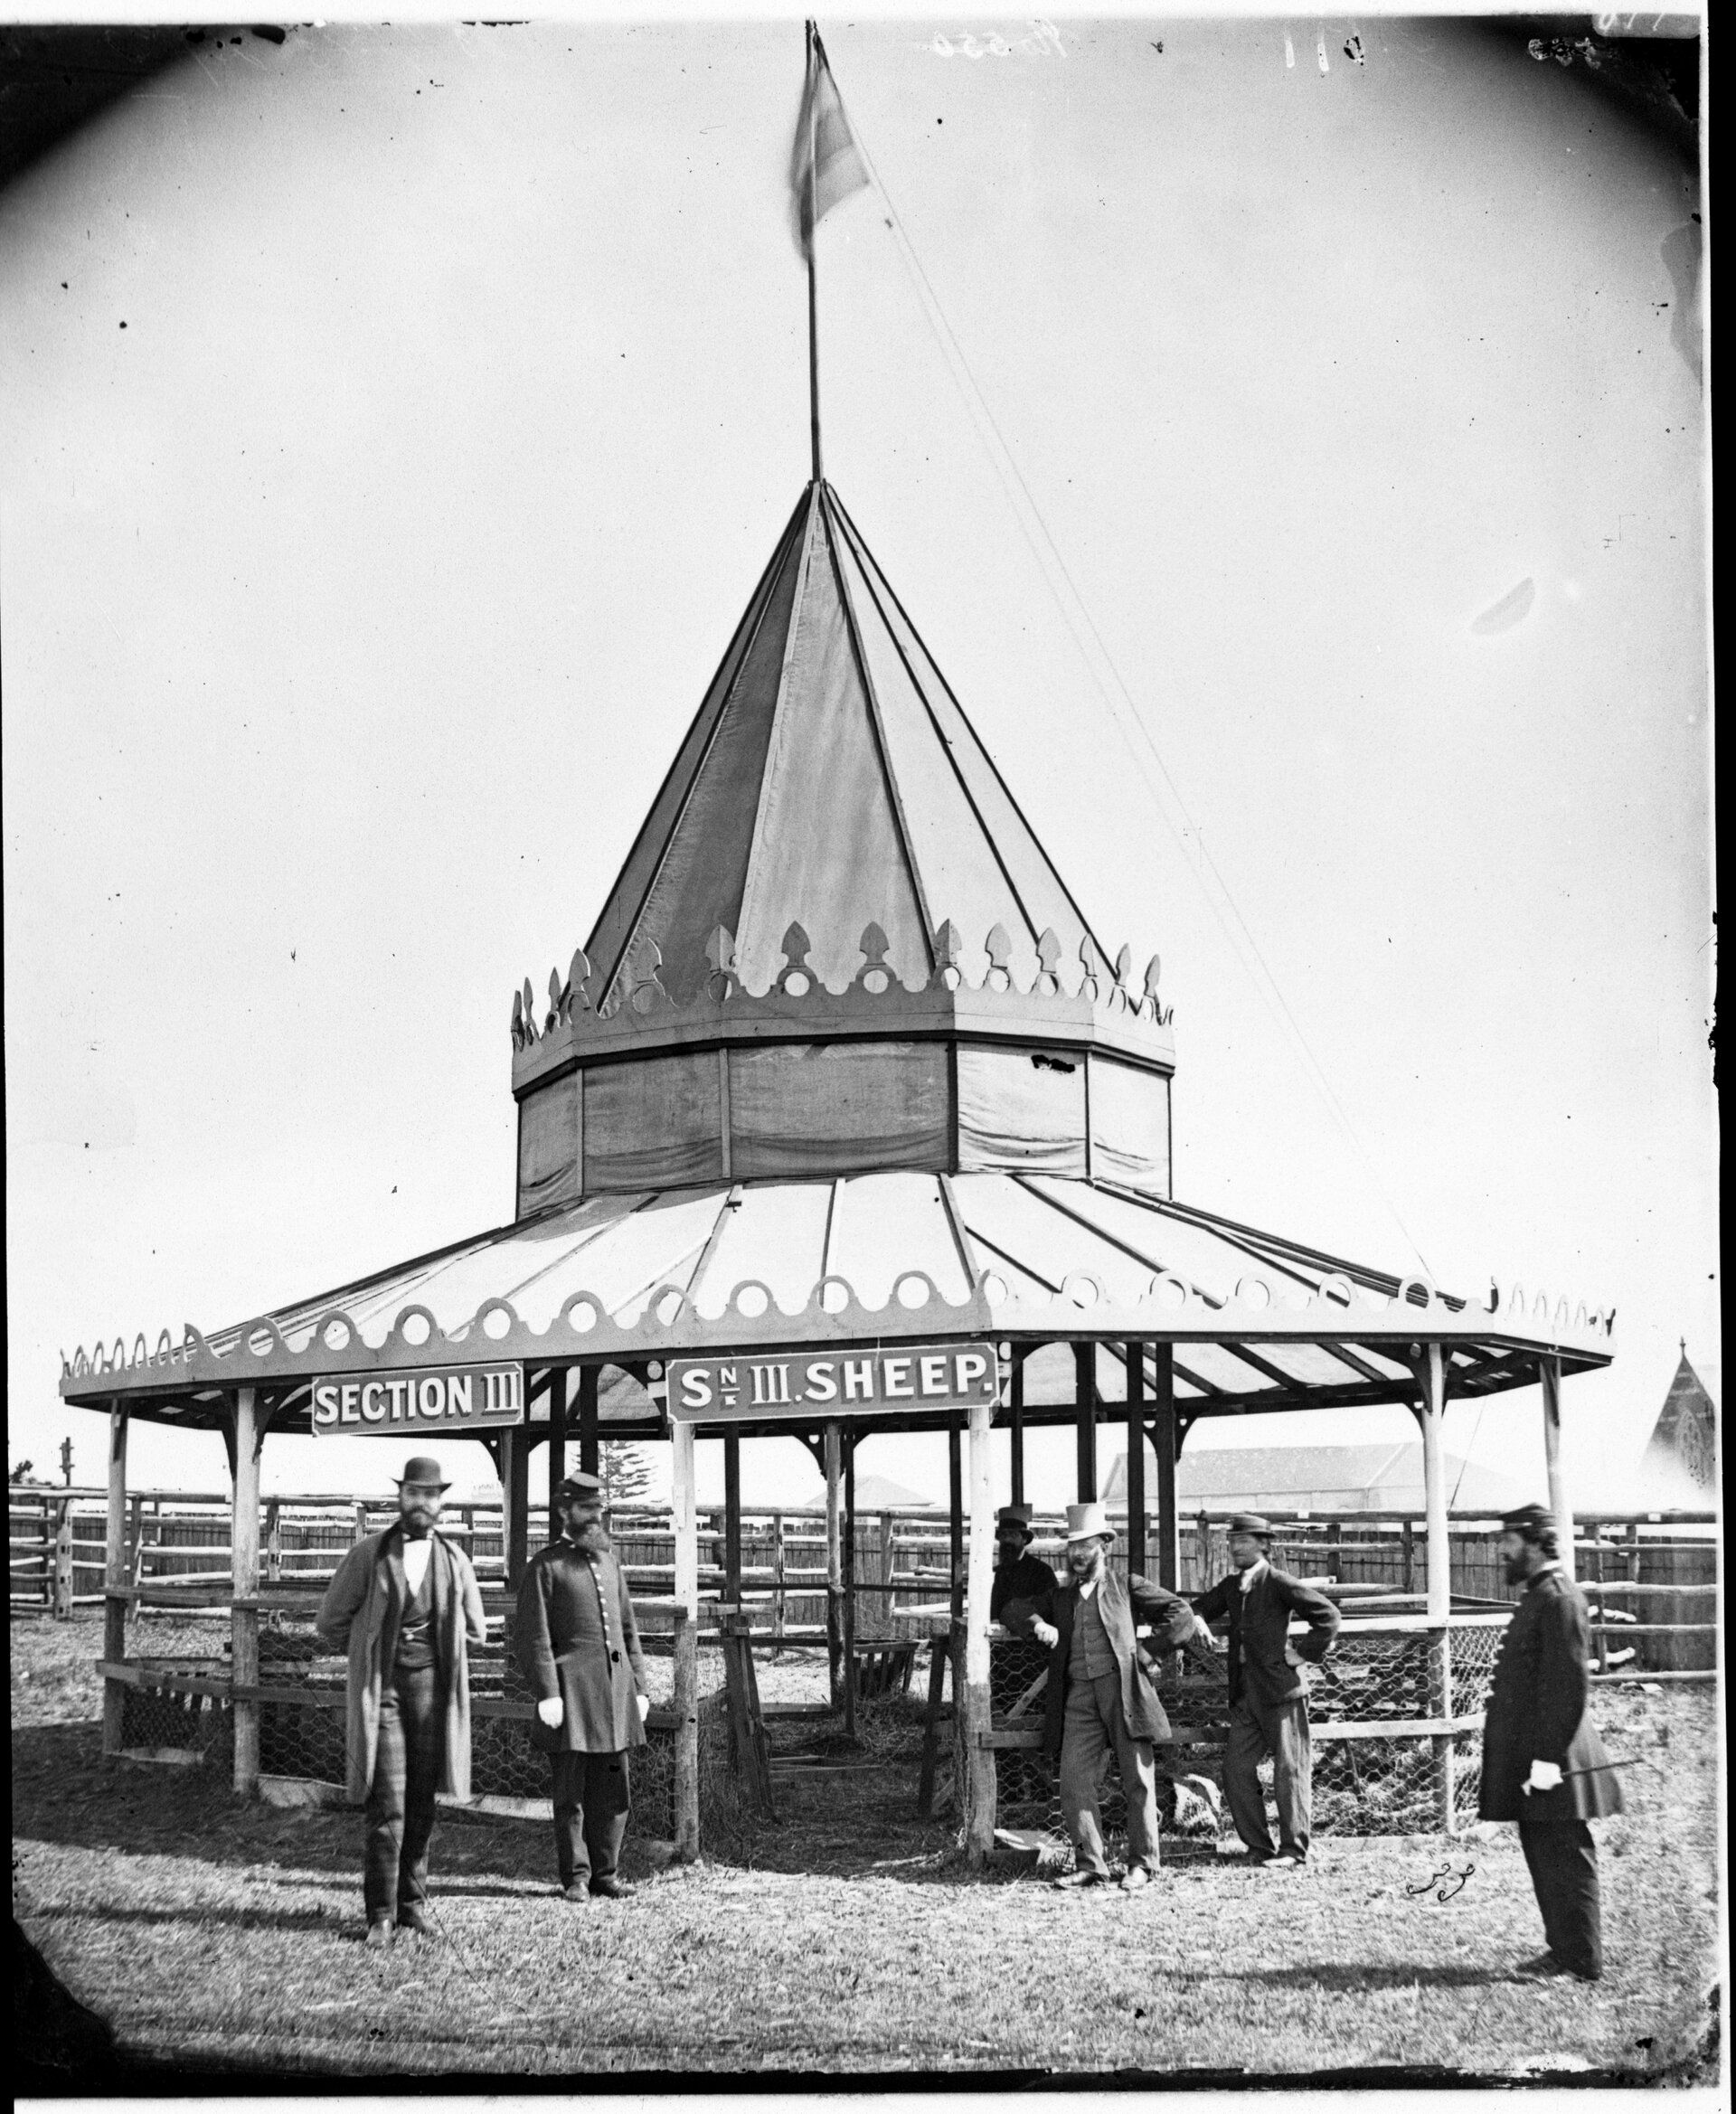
[53,28,1622,1865]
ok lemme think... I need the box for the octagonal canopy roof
[579,480,1115,1008]
[61,1171,1613,1435]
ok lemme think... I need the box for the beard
[1503,1551,1529,1585]
[400,1505,438,1539]
[568,1518,612,1555]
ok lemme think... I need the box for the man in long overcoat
[988,1503,1061,1621]
[1192,1512,1340,1868]
[315,1455,487,1946]
[515,1470,651,1902]
[1479,1503,1623,1981]
[1002,1500,1199,1891]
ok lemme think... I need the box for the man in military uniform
[1002,1500,1199,1892]
[515,1470,652,1902]
[1480,1502,1623,1981]
[990,1503,1060,1620]
[316,1456,488,1947]
[1191,1511,1340,1870]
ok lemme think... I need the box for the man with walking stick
[316,1456,488,1947]
[1480,1502,1623,1981]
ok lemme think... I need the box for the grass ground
[12,1611,1722,2082]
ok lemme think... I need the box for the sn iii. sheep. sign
[669,1343,998,1425]
[310,1364,524,1435]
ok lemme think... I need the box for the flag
[788,26,869,259]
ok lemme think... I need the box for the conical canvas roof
[584,481,1112,1008]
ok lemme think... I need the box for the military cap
[555,1471,606,1503]
[1498,1503,1554,1533]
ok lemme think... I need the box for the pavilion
[60,472,1614,1861]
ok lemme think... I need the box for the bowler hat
[1227,1512,1274,1537]
[395,1458,450,1491]
[556,1471,606,1503]
[1499,1503,1553,1533]
[1063,1501,1113,1543]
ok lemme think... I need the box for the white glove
[536,1696,564,1730]
[1031,1619,1060,1649]
[1524,1759,1563,1794]
[1193,1615,1214,1645]
[637,1692,651,1723]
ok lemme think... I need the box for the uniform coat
[1003,1570,1197,1760]
[1191,1562,1341,1708]
[315,1525,487,1804]
[1479,1565,1624,1823]
[516,1537,649,1753]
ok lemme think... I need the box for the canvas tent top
[61,1167,1612,1432]
[1101,1439,1535,1515]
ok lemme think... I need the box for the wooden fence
[10,1487,1718,1674]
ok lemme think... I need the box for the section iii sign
[311,1364,524,1436]
[668,1343,999,1425]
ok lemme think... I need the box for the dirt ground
[12,1611,1722,2083]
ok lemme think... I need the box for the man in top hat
[1480,1503,1623,1981]
[990,1504,1060,1621]
[1001,1499,1200,1891]
[316,1456,488,1947]
[1191,1513,1340,1869]
[515,1469,652,1902]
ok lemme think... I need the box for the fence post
[1401,1517,1415,1595]
[53,1498,74,1619]
[231,1386,262,1798]
[671,1420,701,1861]
[963,1392,997,1864]
[103,1407,129,1755]
[265,1499,283,1586]
[771,1512,786,1639]
[39,1493,53,1610]
[1196,1511,1212,1592]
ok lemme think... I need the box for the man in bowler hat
[1002,1500,1200,1891]
[990,1503,1060,1620]
[1480,1502,1623,1980]
[316,1456,488,1946]
[516,1470,652,1901]
[1192,1513,1340,1868]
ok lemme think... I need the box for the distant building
[852,1474,935,1511]
[1636,1343,1719,1503]
[1101,1440,1533,1516]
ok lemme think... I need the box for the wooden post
[578,1364,600,1478]
[103,1407,129,1755]
[1074,1340,1096,1500]
[842,1438,857,1740]
[1151,1344,1179,1590]
[352,1499,369,1547]
[52,1498,74,1619]
[963,1392,997,1864]
[1540,1355,1574,1583]
[265,1499,283,1585]
[916,1631,948,1819]
[947,1417,963,1622]
[825,1423,844,1708]
[1417,1345,1455,1834]
[548,1366,568,1519]
[1009,1348,1025,1507]
[1196,1509,1212,1595]
[771,1510,786,1639]
[231,1385,262,1798]
[723,1432,742,1614]
[671,1418,700,1860]
[1401,1516,1415,1594]
[505,1421,530,1591]
[1593,1530,1610,1674]
[1125,1341,1146,1578]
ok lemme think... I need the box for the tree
[9,1460,36,1485]
[600,1440,654,1508]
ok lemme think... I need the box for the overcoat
[1478,1565,1624,1823]
[1002,1570,1197,1760]
[315,1525,488,1804]
[1192,1564,1341,1711]
[515,1538,650,1754]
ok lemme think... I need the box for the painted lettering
[341,1383,361,1425]
[418,1375,445,1418]
[361,1382,385,1422]
[805,1361,837,1402]
[750,1364,792,1406]
[955,1351,990,1392]
[843,1358,874,1401]
[313,1383,338,1428]
[882,1357,913,1398]
[680,1367,713,1411]
[919,1354,948,1396]
[447,1373,474,1418]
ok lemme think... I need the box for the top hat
[996,1504,1035,1531]
[1063,1501,1113,1543]
[1227,1512,1274,1537]
[395,1458,450,1491]
[555,1471,606,1504]
[1499,1503,1554,1533]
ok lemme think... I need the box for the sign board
[310,1364,524,1437]
[668,1343,999,1425]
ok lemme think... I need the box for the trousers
[1225,1694,1313,1860]
[364,1663,443,1921]
[1517,1811,1602,1977]
[552,1749,632,1889]
[1059,1669,1161,1877]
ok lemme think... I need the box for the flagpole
[807,18,823,485]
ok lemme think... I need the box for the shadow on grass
[1172,1959,1532,1990]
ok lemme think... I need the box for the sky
[2,14,1712,1515]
